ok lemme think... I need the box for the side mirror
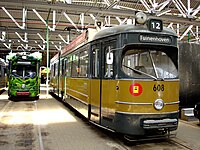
[106,52,113,65]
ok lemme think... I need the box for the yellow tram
[50,13,179,138]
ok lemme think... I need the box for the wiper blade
[123,65,157,80]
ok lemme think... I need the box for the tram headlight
[22,84,25,89]
[135,12,147,24]
[22,55,26,59]
[154,99,164,110]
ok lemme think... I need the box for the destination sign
[17,61,31,65]
[139,34,171,44]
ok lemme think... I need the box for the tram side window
[50,65,53,78]
[79,50,88,77]
[59,59,64,76]
[0,66,2,77]
[55,63,58,76]
[66,56,72,77]
[92,45,100,78]
[59,59,62,76]
[71,53,79,77]
[63,58,67,76]
[4,67,6,77]
[53,63,55,76]
[104,41,116,78]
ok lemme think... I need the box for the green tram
[7,52,42,100]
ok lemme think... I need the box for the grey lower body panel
[114,112,179,136]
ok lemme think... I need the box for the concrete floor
[0,85,199,150]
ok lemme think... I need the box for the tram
[7,52,42,100]
[50,12,179,138]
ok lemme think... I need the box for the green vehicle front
[7,52,42,100]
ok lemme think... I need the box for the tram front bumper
[142,118,178,129]
[114,112,179,135]
[17,91,30,96]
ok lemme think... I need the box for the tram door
[90,43,102,123]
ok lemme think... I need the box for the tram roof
[7,52,42,61]
[93,24,177,40]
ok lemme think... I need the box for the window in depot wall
[79,50,88,77]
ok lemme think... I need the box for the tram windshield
[11,64,37,79]
[122,49,178,79]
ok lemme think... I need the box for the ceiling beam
[0,0,136,17]
[1,0,200,27]
[1,7,26,29]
